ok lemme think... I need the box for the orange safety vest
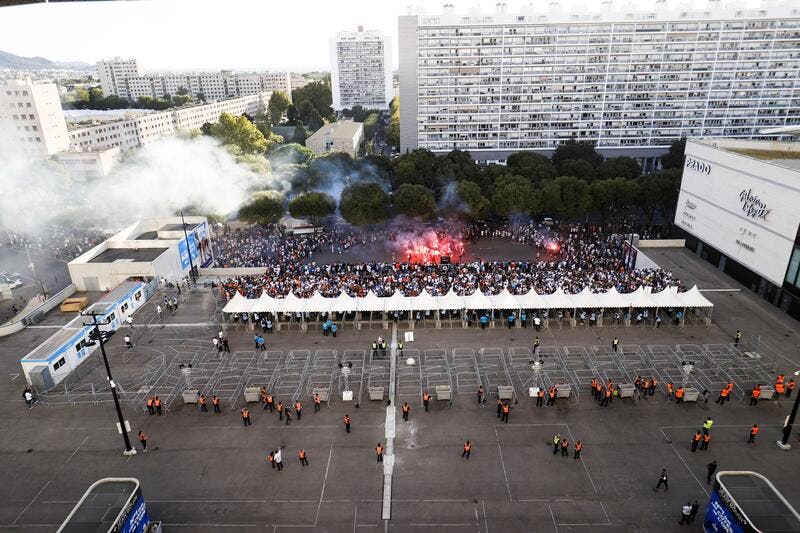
[549,389,556,398]
[212,397,219,405]
[726,383,734,391]
[314,395,321,404]
[267,453,274,463]
[199,396,206,405]
[146,398,153,406]
[139,432,147,442]
[752,389,761,398]
[376,446,383,456]
[344,416,350,425]
[537,389,544,398]
[720,388,729,397]
[693,433,701,442]
[463,442,471,452]
[277,403,284,412]
[702,434,710,443]
[676,388,684,398]
[788,381,796,391]
[575,442,582,451]
[154,398,161,407]
[266,394,273,404]
[652,379,658,387]
[777,375,785,385]
[423,393,430,401]
[299,450,306,459]
[502,404,510,414]
[751,426,759,435]
[295,402,302,411]
[402,404,409,413]
[667,383,674,393]
[561,440,569,448]
[776,383,785,394]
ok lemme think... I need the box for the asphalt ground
[0,247,798,532]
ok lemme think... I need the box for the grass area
[729,148,800,160]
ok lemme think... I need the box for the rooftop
[159,223,201,232]
[718,472,800,532]
[307,120,363,142]
[88,247,168,264]
[20,327,84,362]
[694,139,800,173]
[58,479,139,533]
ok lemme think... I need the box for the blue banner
[704,490,746,533]
[120,495,150,533]
[178,235,199,270]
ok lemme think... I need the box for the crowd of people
[214,222,681,300]
[1,226,106,261]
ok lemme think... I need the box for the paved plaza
[0,248,799,532]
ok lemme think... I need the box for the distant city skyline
[0,0,766,72]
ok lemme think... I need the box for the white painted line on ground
[27,325,66,329]
[0,524,61,529]
[382,323,398,521]
[481,499,488,533]
[493,427,513,502]
[548,504,559,533]
[659,424,780,429]
[698,289,741,292]
[564,425,599,496]
[163,524,261,528]
[658,428,709,498]
[353,503,358,533]
[315,440,334,526]
[63,436,89,464]
[12,481,51,525]
[9,373,19,382]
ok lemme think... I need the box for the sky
[0,0,698,73]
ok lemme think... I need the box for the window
[22,90,28,96]
[121,302,129,313]
[31,125,37,131]
[26,103,31,108]
[135,291,142,301]
[29,114,34,119]
[53,357,66,370]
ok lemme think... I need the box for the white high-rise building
[330,27,392,110]
[97,58,143,100]
[0,78,70,156]
[95,58,291,103]
[398,2,800,165]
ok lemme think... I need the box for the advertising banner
[704,488,753,533]
[178,235,199,270]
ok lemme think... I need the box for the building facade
[305,120,364,156]
[96,58,291,102]
[398,2,800,164]
[68,91,272,152]
[676,138,800,319]
[330,27,393,110]
[0,78,70,156]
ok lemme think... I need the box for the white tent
[566,287,596,309]
[303,291,333,313]
[411,290,439,311]
[357,291,385,312]
[386,291,412,311]
[627,287,659,308]
[223,292,252,313]
[464,290,493,310]
[600,287,630,309]
[517,289,547,309]
[543,288,575,309]
[490,288,520,310]
[437,288,465,310]
[279,292,305,313]
[330,293,358,313]
[652,286,684,308]
[678,286,714,308]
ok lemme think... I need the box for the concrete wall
[398,15,418,153]
[0,284,76,337]
[637,239,686,248]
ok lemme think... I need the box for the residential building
[676,138,800,319]
[0,77,70,156]
[96,58,143,100]
[330,27,392,110]
[398,2,800,166]
[53,146,122,179]
[305,120,364,156]
[68,91,272,152]
[95,58,291,102]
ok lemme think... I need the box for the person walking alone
[734,329,742,346]
[138,430,148,453]
[376,443,384,463]
[574,440,582,460]
[344,414,351,433]
[212,395,220,414]
[462,440,472,460]
[402,402,409,421]
[298,449,309,466]
[274,449,283,471]
[654,469,668,492]
[707,461,718,484]
[553,433,561,455]
[501,401,510,423]
[747,424,759,443]
[241,407,251,427]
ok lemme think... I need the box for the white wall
[676,140,800,285]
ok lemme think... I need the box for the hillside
[0,49,92,70]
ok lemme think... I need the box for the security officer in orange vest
[267,450,275,469]
[666,382,674,402]
[700,433,711,451]
[241,407,251,426]
[750,385,761,406]
[277,401,284,420]
[601,386,612,407]
[574,440,582,460]
[295,401,302,420]
[199,394,207,412]
[501,401,511,423]
[775,381,785,399]
[547,385,557,406]
[343,414,351,433]
[716,386,730,405]
[423,391,431,412]
[748,424,759,443]
[298,448,309,467]
[314,393,321,412]
[590,378,598,400]
[560,438,569,457]
[691,431,701,452]
[212,395,221,414]
[154,396,162,415]
[462,440,472,459]
[675,386,684,403]
[402,402,410,421]
[376,443,384,463]
[146,397,154,415]
[265,393,274,412]
[536,388,545,407]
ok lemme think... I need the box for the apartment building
[0,78,70,156]
[96,58,291,102]
[68,91,272,152]
[330,27,393,110]
[305,120,364,156]
[398,1,800,165]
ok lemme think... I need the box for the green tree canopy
[391,149,443,195]
[597,156,642,180]
[339,182,390,226]
[210,112,268,153]
[552,139,604,171]
[492,175,537,216]
[556,159,596,181]
[292,79,334,121]
[455,180,491,220]
[385,96,400,148]
[506,152,557,183]
[393,184,436,220]
[590,178,640,224]
[238,191,285,224]
[288,192,336,224]
[268,91,291,125]
[660,138,687,169]
[540,176,592,220]
[268,143,314,168]
[293,121,308,145]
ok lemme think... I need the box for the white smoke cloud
[0,135,286,234]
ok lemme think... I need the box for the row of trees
[63,86,194,111]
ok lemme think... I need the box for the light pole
[82,311,136,456]
[180,211,196,284]
[24,244,47,298]
[777,370,800,450]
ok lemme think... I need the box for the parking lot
[1,248,799,532]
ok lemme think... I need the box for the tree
[506,152,557,183]
[540,176,592,220]
[200,122,214,136]
[455,180,490,220]
[391,149,442,195]
[339,182,390,225]
[210,112,268,153]
[196,92,206,102]
[268,91,291,125]
[661,138,687,169]
[73,86,90,102]
[556,159,596,181]
[438,149,480,183]
[289,192,336,224]
[268,143,314,168]
[238,191,285,224]
[591,178,640,224]
[286,104,297,124]
[292,79,334,121]
[293,121,308,145]
[307,108,325,131]
[393,184,436,219]
[598,156,642,180]
[362,112,380,140]
[385,96,400,148]
[552,139,604,172]
[171,94,191,107]
[176,86,189,96]
[492,175,537,216]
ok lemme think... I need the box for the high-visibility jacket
[371,343,377,349]
[651,379,658,387]
[266,394,273,403]
[788,381,796,391]
[423,393,430,401]
[299,450,306,459]
[726,383,734,391]
[537,390,544,398]
[575,443,582,451]
[693,433,702,442]
[667,383,674,393]
[605,389,612,398]
[376,446,384,456]
[295,402,302,411]
[561,439,569,448]
[212,397,220,405]
[502,404,510,414]
[147,398,153,406]
[675,388,684,398]
[463,442,471,452]
[277,403,284,411]
[139,432,147,442]
[702,435,710,443]
[402,404,409,412]
[720,388,729,397]
[776,383,785,394]
[777,374,785,385]
[199,396,206,405]
[751,426,760,435]
[314,395,321,404]
[752,389,761,398]
[703,420,713,430]
[344,416,351,424]
[549,389,556,398]
[154,398,161,407]
[267,453,274,463]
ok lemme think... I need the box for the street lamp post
[82,311,136,456]
[24,244,47,298]
[777,370,800,450]
[180,211,196,284]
